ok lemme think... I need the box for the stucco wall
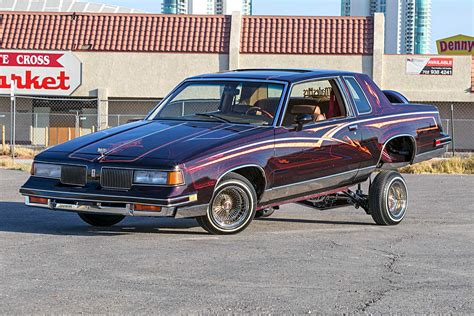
[72,52,229,98]
[239,54,373,76]
[381,55,474,102]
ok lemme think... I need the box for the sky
[96,0,474,54]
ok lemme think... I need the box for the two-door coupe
[20,69,451,234]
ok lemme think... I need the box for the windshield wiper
[195,113,232,123]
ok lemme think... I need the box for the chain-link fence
[0,95,473,157]
[0,96,160,157]
[416,102,474,152]
[107,98,159,127]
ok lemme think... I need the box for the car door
[266,77,368,201]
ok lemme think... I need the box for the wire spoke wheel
[369,171,408,226]
[210,185,250,230]
[387,180,407,220]
[197,172,257,235]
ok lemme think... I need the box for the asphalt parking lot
[0,169,473,314]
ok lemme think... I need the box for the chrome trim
[342,76,373,116]
[276,75,354,127]
[26,197,176,217]
[376,134,417,166]
[336,76,356,117]
[216,164,267,190]
[21,189,196,207]
[261,166,376,203]
[25,196,207,218]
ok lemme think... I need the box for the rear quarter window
[344,77,372,114]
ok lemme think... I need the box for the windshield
[148,81,285,126]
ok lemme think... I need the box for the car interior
[280,79,347,126]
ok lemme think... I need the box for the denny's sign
[436,34,474,55]
[0,50,82,96]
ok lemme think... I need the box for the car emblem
[91,169,96,178]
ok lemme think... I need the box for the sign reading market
[436,34,474,55]
[0,50,82,96]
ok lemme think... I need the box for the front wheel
[369,171,408,225]
[78,213,125,227]
[197,172,257,235]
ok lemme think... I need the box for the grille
[60,165,87,186]
[101,168,133,190]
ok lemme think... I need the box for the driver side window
[282,79,347,127]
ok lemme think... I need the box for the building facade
[162,0,252,15]
[341,0,432,54]
[0,12,472,149]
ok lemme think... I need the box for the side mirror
[295,114,314,131]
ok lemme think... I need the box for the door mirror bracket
[295,114,314,131]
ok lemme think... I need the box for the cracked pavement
[0,169,473,314]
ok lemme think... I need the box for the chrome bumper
[25,196,208,218]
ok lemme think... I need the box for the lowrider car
[20,69,451,234]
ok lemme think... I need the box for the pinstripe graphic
[99,124,226,163]
[367,116,437,129]
[189,111,439,172]
[69,122,188,162]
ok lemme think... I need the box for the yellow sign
[436,34,474,55]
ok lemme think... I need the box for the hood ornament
[97,147,107,159]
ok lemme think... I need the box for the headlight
[33,163,61,179]
[133,170,184,186]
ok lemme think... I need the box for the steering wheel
[245,106,274,119]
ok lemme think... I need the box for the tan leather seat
[313,106,326,122]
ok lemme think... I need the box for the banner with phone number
[406,57,453,76]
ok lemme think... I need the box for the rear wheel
[78,213,125,227]
[197,172,257,235]
[369,171,408,225]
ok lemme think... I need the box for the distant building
[341,0,432,54]
[162,0,252,15]
[162,0,188,14]
[0,0,144,13]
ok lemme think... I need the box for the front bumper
[23,193,208,218]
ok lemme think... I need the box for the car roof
[188,69,357,83]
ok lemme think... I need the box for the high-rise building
[341,0,432,54]
[162,0,252,15]
[162,0,188,14]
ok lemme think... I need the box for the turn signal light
[167,171,184,185]
[30,197,48,205]
[133,204,162,212]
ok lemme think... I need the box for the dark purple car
[20,69,451,234]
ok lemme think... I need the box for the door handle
[348,125,358,131]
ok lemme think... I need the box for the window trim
[277,76,354,128]
[343,76,373,116]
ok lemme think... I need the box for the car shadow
[0,202,208,236]
[257,217,376,226]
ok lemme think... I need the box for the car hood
[43,120,268,163]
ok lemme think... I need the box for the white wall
[381,55,474,102]
[73,52,229,98]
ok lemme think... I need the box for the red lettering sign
[0,52,64,67]
[0,50,81,96]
